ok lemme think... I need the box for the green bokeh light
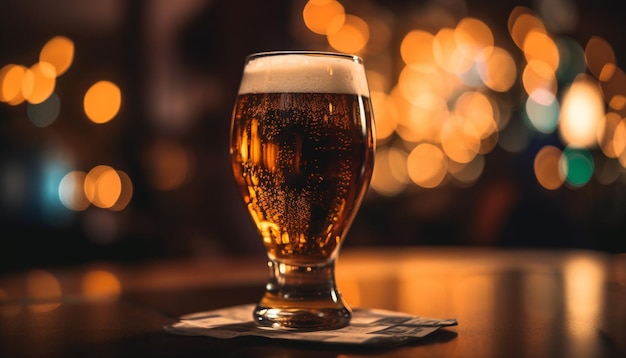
[561,147,594,187]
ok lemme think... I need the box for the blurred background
[1,0,626,273]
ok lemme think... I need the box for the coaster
[165,304,458,346]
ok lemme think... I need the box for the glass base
[254,259,351,331]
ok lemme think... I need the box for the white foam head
[238,52,370,96]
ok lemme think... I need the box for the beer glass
[229,51,375,330]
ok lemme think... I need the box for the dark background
[1,0,625,273]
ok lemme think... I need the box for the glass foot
[253,259,351,331]
[254,305,351,331]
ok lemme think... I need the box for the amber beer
[230,58,374,263]
[229,52,374,330]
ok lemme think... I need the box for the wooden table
[1,247,625,357]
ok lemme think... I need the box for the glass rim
[245,50,363,64]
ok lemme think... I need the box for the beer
[229,51,374,330]
[230,92,374,262]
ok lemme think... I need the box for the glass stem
[254,259,351,330]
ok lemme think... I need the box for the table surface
[1,246,625,358]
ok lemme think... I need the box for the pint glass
[229,51,375,330]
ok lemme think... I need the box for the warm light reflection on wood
[398,263,449,317]
[82,270,121,302]
[564,255,606,357]
[522,273,559,357]
[26,270,62,313]
[0,289,22,317]
[335,273,360,308]
[337,248,614,357]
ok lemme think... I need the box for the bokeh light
[84,80,121,124]
[585,36,615,80]
[58,166,133,212]
[477,46,517,92]
[299,1,626,196]
[0,64,27,105]
[560,146,594,187]
[84,165,122,209]
[534,145,565,189]
[523,60,557,102]
[441,117,481,164]
[597,112,623,158]
[401,30,436,67]
[370,146,409,196]
[448,154,485,186]
[370,91,398,141]
[22,62,56,104]
[327,14,369,54]
[407,143,448,188]
[599,66,626,111]
[39,36,74,77]
[523,30,559,73]
[525,92,559,133]
[454,17,494,59]
[109,170,133,211]
[59,170,90,211]
[559,74,604,148]
[509,8,546,50]
[433,27,473,74]
[302,0,345,35]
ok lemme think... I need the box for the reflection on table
[1,247,625,357]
